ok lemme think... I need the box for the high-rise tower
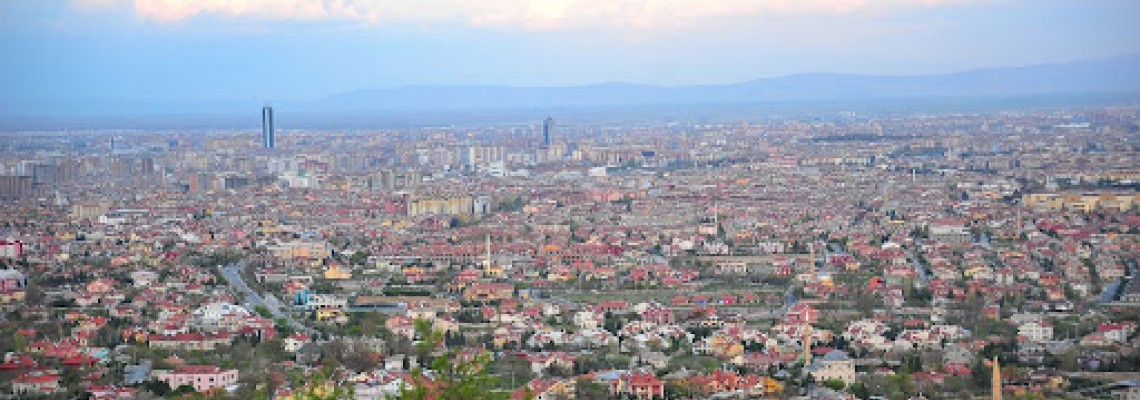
[542,116,554,147]
[262,106,275,149]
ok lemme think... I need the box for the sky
[2,0,1139,116]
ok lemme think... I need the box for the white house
[805,350,856,385]
[1018,320,1053,343]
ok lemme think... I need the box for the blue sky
[2,0,1139,115]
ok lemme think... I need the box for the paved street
[220,262,315,334]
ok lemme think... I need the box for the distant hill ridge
[321,54,1140,111]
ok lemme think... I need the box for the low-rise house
[509,378,574,400]
[0,269,27,304]
[610,371,664,399]
[316,307,348,323]
[804,350,855,385]
[12,370,61,395]
[1111,385,1140,400]
[574,310,604,329]
[595,300,631,314]
[687,370,765,398]
[525,352,577,376]
[1097,322,1138,343]
[571,328,619,348]
[297,293,348,311]
[86,384,136,399]
[641,306,675,325]
[1018,320,1053,343]
[463,283,514,302]
[785,303,819,325]
[284,334,312,353]
[149,333,233,351]
[157,365,238,393]
[351,371,408,399]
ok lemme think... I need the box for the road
[219,262,316,335]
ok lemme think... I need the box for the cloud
[72,0,984,30]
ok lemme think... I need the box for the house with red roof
[62,354,100,367]
[463,282,514,302]
[284,333,311,353]
[611,371,664,399]
[1095,322,1138,343]
[641,306,675,325]
[0,353,38,371]
[785,303,819,325]
[13,370,61,396]
[385,316,416,339]
[687,370,765,397]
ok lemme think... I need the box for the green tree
[664,380,691,400]
[284,369,355,400]
[823,379,846,391]
[12,331,28,352]
[350,250,370,266]
[396,352,507,400]
[971,359,991,390]
[849,381,869,399]
[60,366,81,391]
[24,282,45,305]
[395,321,509,400]
[171,384,197,397]
[141,380,171,397]
[575,378,610,400]
[492,354,534,389]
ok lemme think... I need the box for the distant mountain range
[4,55,1140,129]
[320,54,1140,111]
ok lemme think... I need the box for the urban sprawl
[0,107,1138,400]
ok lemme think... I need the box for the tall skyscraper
[542,116,554,146]
[262,106,275,149]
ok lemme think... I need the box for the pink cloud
[72,0,986,29]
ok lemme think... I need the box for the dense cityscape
[0,105,1138,399]
[5,0,1140,399]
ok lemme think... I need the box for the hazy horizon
[3,0,1140,118]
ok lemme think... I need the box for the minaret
[809,243,817,276]
[803,323,813,365]
[712,200,718,229]
[484,234,492,271]
[1016,208,1023,234]
[991,356,1002,400]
